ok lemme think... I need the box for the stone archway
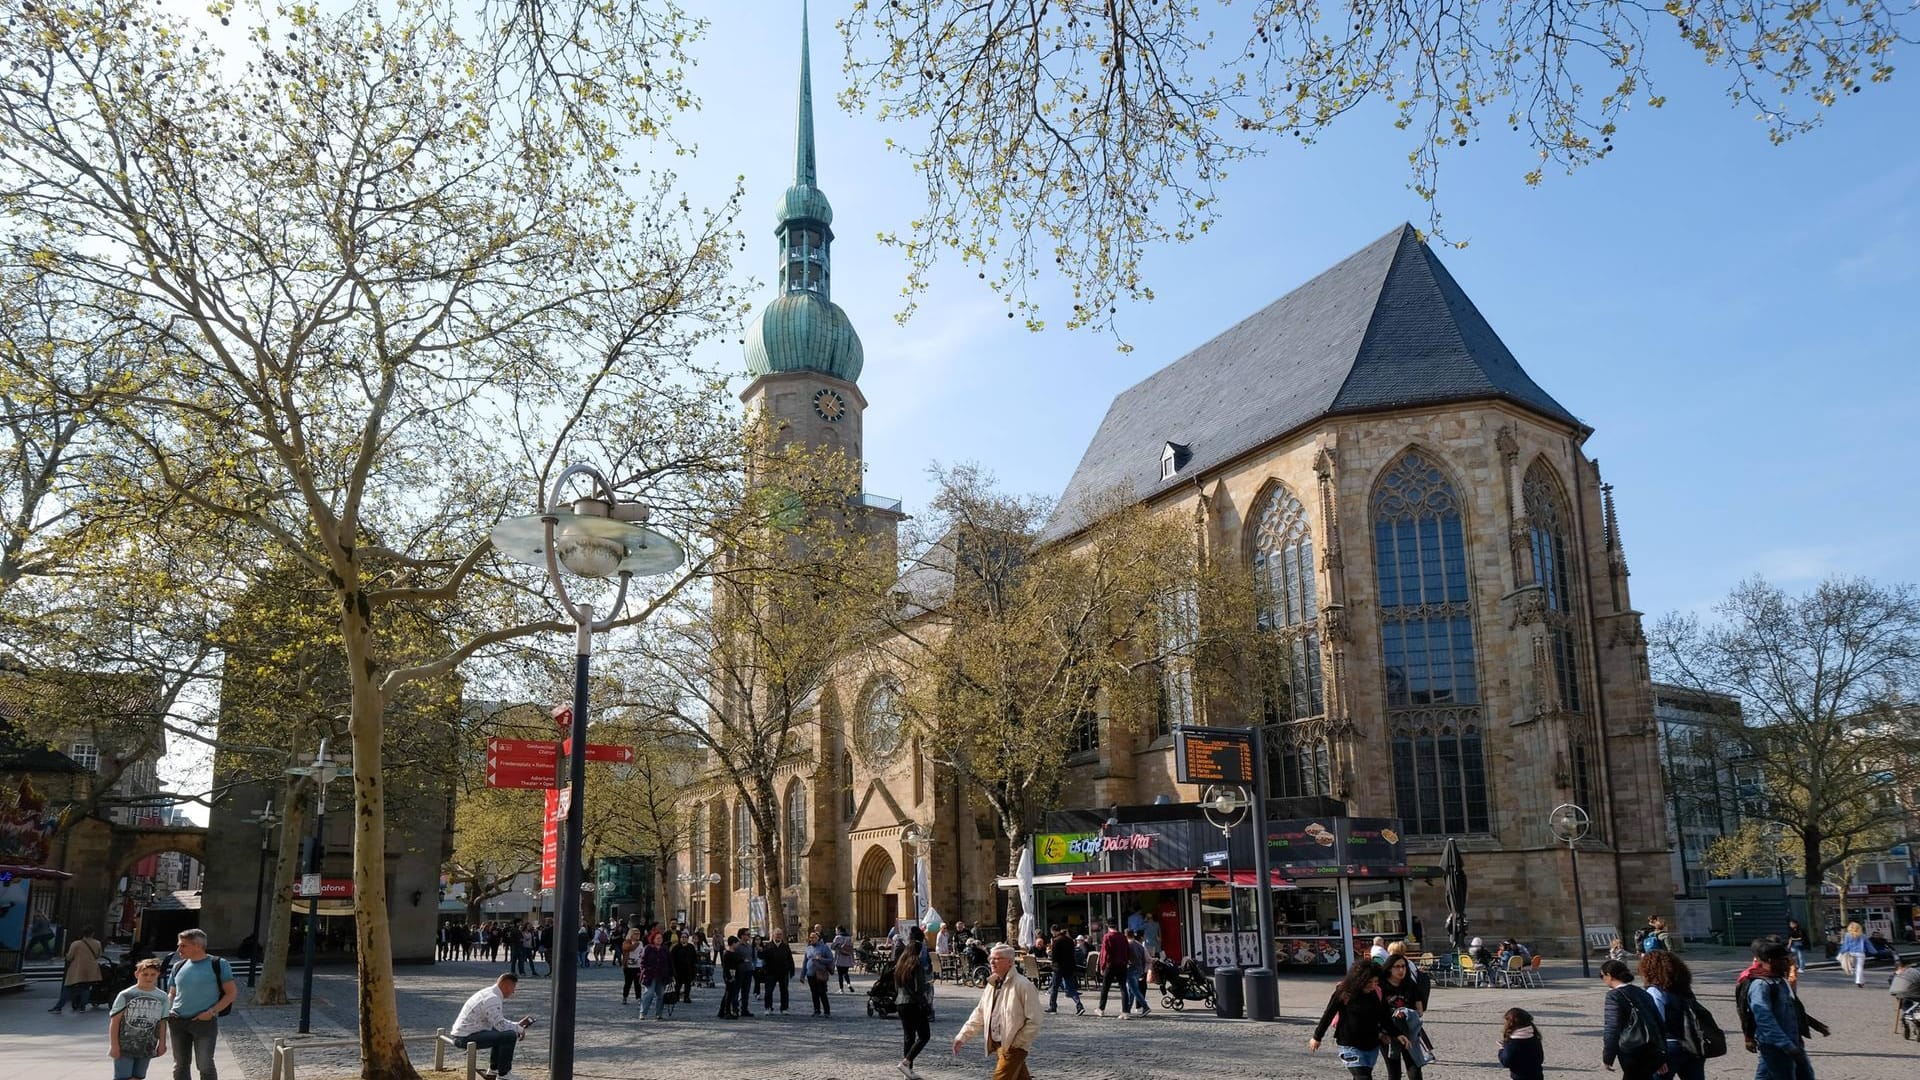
[854,845,897,939]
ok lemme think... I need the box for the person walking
[1125,929,1150,1016]
[1379,952,1430,1080]
[893,941,933,1078]
[619,929,645,1003]
[1836,922,1868,987]
[109,959,171,1080]
[50,925,104,1014]
[718,935,744,1019]
[1748,940,1816,1080]
[1043,926,1084,1015]
[730,929,757,1017]
[164,929,237,1080]
[1497,1007,1545,1080]
[1310,960,1396,1079]
[638,931,671,1020]
[449,973,533,1080]
[803,931,834,1016]
[1598,958,1665,1080]
[760,929,794,1013]
[1638,950,1705,1080]
[1095,924,1132,1017]
[953,944,1041,1080]
[832,925,856,992]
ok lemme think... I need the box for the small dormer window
[1161,441,1190,480]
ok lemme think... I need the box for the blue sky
[664,3,1920,624]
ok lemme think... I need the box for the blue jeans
[1664,1040,1706,1080]
[1047,972,1082,1011]
[113,1056,153,1080]
[54,982,94,1011]
[1756,1046,1815,1080]
[639,977,666,1018]
[1126,969,1148,1012]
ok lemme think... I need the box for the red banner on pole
[541,788,561,890]
[559,738,635,764]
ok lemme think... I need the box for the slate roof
[1040,224,1581,542]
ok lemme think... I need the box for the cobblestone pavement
[212,955,1920,1080]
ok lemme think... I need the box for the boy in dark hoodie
[1498,1006,1544,1080]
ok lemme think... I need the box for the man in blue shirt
[1747,940,1814,1080]
[166,929,237,1080]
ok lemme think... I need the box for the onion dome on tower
[742,1,864,385]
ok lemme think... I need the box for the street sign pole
[549,610,593,1080]
[297,740,333,1035]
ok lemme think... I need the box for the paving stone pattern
[215,956,1920,1080]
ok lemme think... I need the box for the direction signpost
[485,737,633,789]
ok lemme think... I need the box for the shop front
[1007,806,1413,972]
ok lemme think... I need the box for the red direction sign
[561,738,636,764]
[485,737,556,790]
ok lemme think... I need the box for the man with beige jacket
[953,944,1042,1080]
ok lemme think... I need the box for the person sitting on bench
[449,973,532,1080]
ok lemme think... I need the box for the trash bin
[1212,966,1244,1019]
[1242,966,1278,1021]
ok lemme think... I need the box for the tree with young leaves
[611,444,894,910]
[0,2,743,1073]
[1652,576,1920,942]
[878,466,1213,935]
[836,0,1915,336]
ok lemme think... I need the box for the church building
[668,6,1670,960]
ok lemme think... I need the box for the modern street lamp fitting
[245,799,281,988]
[491,463,683,1080]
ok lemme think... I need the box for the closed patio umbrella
[1442,837,1469,953]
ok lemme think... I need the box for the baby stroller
[866,967,899,1018]
[1152,956,1216,1012]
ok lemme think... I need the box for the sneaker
[1043,1007,1057,1013]
[897,1063,912,1078]
[1075,1005,1086,1016]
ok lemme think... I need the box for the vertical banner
[541,788,561,890]
[915,854,930,925]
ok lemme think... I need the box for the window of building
[860,678,906,758]
[1524,461,1584,714]
[689,805,706,876]
[1160,442,1190,480]
[735,801,753,883]
[1374,450,1490,834]
[785,781,807,886]
[68,742,98,770]
[1069,706,1100,755]
[841,749,856,820]
[1250,482,1328,794]
[1156,584,1199,734]
[783,227,828,294]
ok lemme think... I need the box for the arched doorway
[854,846,898,939]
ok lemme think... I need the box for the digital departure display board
[1174,726,1256,785]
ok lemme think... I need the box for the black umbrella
[1442,837,1468,954]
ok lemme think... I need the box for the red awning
[1214,870,1298,890]
[1064,870,1203,895]
[0,864,73,880]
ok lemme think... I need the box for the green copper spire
[743,0,863,385]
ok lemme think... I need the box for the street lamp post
[245,799,281,988]
[290,740,348,1034]
[1201,785,1253,968]
[491,464,684,1080]
[1549,803,1593,978]
[738,846,763,935]
[678,871,719,930]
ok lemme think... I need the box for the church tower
[740,1,868,470]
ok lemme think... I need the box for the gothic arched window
[1374,450,1490,834]
[859,678,906,758]
[735,800,753,883]
[785,780,807,886]
[1250,482,1327,797]
[1524,460,1597,813]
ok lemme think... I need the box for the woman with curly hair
[1637,949,1704,1080]
[1310,960,1402,1079]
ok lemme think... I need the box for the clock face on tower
[812,388,848,423]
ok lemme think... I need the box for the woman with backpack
[1310,960,1399,1079]
[1639,950,1712,1080]
[893,941,932,1078]
[1599,959,1667,1080]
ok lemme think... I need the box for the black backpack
[170,955,235,1017]
[1613,985,1666,1074]
[1678,993,1728,1059]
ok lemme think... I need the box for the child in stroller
[1150,955,1217,1011]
